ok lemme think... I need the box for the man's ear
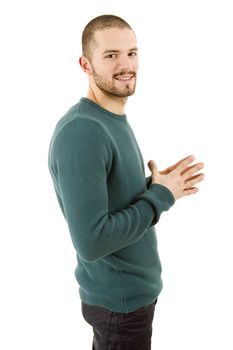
[79,56,92,75]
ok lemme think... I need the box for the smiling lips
[115,74,134,81]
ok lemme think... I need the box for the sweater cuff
[139,183,175,226]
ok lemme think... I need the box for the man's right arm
[49,118,175,263]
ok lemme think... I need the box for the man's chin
[112,86,136,97]
[96,82,136,98]
[114,92,135,98]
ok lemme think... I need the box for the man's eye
[106,54,117,58]
[129,52,137,56]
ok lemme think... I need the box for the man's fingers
[176,155,195,172]
[160,155,192,175]
[183,187,199,195]
[181,162,205,178]
[184,173,205,188]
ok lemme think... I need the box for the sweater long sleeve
[48,97,175,313]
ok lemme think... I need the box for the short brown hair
[81,14,134,61]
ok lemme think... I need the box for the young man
[48,14,204,350]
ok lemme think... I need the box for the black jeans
[81,299,157,350]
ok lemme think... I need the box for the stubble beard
[91,66,137,98]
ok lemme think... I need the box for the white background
[1,0,232,349]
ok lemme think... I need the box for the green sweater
[48,97,175,313]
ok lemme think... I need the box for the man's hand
[147,155,205,200]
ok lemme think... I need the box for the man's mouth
[114,74,134,81]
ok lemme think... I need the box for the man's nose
[117,55,133,70]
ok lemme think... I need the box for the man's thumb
[147,160,158,175]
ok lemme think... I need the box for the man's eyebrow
[102,47,138,55]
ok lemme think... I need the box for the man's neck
[86,88,127,116]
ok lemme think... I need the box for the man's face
[88,28,139,98]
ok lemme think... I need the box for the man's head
[79,15,138,98]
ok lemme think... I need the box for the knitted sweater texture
[48,97,175,313]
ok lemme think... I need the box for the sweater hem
[79,288,162,314]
